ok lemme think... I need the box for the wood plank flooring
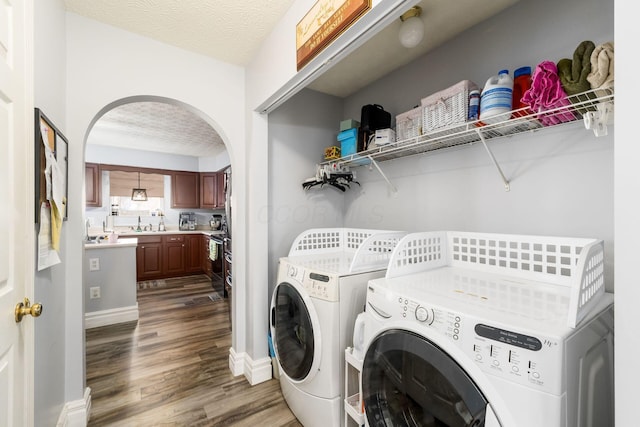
[86,274,302,427]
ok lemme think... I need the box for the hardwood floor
[86,274,302,427]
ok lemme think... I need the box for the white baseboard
[244,354,273,385]
[229,347,245,376]
[84,304,139,329]
[56,387,91,427]
[229,347,272,385]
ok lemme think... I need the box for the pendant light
[399,6,424,48]
[131,171,148,201]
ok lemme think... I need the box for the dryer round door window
[362,330,489,427]
[272,282,317,381]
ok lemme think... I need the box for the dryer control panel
[367,286,564,396]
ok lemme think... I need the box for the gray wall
[84,244,137,314]
[34,0,69,424]
[340,0,614,288]
[268,89,345,299]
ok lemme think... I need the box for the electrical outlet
[89,258,100,271]
[90,286,101,299]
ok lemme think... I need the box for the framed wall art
[296,0,371,70]
[35,108,68,224]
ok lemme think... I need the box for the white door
[0,0,35,426]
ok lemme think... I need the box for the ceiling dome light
[399,6,424,48]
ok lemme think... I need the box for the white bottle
[480,69,513,124]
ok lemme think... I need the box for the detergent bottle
[480,69,513,124]
[511,66,532,117]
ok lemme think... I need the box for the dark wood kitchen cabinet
[171,171,199,208]
[200,172,226,209]
[85,163,102,207]
[136,235,163,280]
[136,233,208,281]
[185,234,203,274]
[163,235,186,276]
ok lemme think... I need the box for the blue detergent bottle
[480,69,514,124]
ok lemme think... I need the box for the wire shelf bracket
[476,128,510,191]
[368,156,397,193]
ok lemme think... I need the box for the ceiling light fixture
[131,171,148,201]
[399,6,424,49]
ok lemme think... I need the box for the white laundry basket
[385,231,606,328]
[288,228,407,273]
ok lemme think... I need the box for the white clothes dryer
[350,231,614,427]
[270,228,406,427]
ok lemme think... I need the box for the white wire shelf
[322,88,614,169]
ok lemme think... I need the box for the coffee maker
[179,212,196,231]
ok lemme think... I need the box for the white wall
[614,4,636,425]
[33,0,72,424]
[85,145,201,171]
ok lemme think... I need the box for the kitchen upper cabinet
[171,171,199,208]
[215,173,226,208]
[136,235,163,280]
[199,172,226,209]
[85,163,102,207]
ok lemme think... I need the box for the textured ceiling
[64,0,295,66]
[71,0,518,158]
[88,102,225,157]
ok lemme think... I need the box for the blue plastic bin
[338,128,358,156]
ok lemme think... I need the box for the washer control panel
[389,294,562,395]
[285,263,339,302]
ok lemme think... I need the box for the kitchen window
[109,170,165,216]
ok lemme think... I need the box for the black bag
[360,104,391,133]
[360,104,391,150]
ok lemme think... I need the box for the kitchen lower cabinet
[136,233,207,281]
[185,234,203,274]
[163,235,186,276]
[136,236,163,280]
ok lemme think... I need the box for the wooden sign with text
[296,0,371,70]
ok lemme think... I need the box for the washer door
[363,330,488,427]
[271,281,321,382]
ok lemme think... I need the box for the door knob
[15,297,43,323]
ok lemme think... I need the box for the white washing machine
[349,231,614,427]
[270,228,407,427]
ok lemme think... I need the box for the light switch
[89,258,100,271]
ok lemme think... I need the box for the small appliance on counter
[209,214,222,231]
[179,212,196,231]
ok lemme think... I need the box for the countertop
[84,237,138,250]
[87,228,225,238]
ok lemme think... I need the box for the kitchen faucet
[136,216,142,232]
